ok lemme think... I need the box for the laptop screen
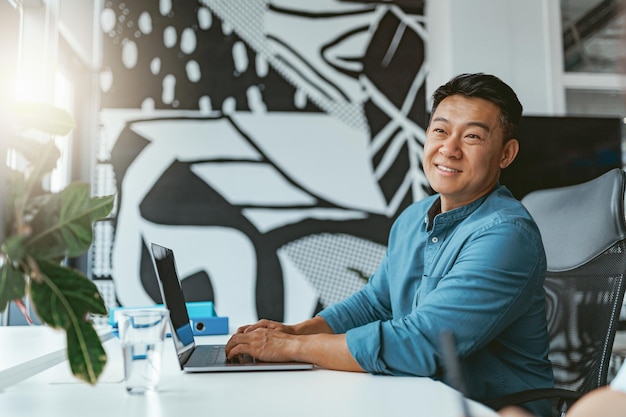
[151,243,196,364]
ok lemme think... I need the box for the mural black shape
[99,0,428,325]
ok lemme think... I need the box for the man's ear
[500,138,519,169]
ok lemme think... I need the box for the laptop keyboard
[208,346,256,364]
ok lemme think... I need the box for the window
[561,0,626,117]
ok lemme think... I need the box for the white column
[426,0,566,115]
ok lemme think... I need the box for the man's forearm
[293,315,335,335]
[292,332,365,373]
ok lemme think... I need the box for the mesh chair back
[522,168,626,396]
[544,246,625,393]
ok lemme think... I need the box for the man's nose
[439,136,462,158]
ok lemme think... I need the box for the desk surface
[0,326,69,391]
[0,328,498,417]
[0,325,114,392]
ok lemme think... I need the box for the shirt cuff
[345,321,387,374]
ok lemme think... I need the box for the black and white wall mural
[95,0,429,326]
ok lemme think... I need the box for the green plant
[0,102,115,384]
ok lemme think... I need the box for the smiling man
[226,73,554,417]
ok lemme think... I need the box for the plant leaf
[29,260,108,384]
[25,183,115,260]
[22,140,61,184]
[30,260,108,326]
[0,261,26,312]
[6,135,61,173]
[66,320,107,385]
[12,102,76,136]
[2,235,27,262]
[6,140,61,223]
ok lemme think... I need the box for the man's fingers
[243,319,274,333]
[225,333,247,358]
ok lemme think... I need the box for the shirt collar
[425,184,500,230]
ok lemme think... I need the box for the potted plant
[0,102,115,384]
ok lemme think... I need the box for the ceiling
[561,0,625,73]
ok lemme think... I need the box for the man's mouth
[436,164,461,173]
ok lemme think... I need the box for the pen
[440,330,474,417]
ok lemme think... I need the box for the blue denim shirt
[320,185,553,415]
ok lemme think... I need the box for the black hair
[431,73,523,140]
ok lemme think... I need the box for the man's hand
[225,326,299,362]
[235,319,296,335]
[226,317,364,372]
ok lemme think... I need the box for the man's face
[423,95,518,212]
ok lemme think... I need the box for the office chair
[485,168,626,416]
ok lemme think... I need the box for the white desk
[0,326,72,391]
[0,325,114,392]
[0,327,498,417]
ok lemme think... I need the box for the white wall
[426,0,566,115]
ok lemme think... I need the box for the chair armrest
[484,388,582,410]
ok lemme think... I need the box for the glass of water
[118,309,168,395]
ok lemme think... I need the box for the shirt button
[431,237,439,243]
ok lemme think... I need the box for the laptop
[150,242,314,372]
